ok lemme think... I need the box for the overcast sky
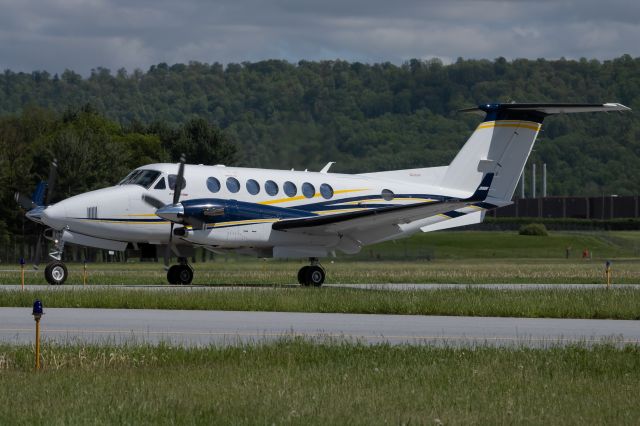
[0,0,638,75]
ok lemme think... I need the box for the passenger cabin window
[320,183,333,199]
[207,177,221,193]
[302,182,315,198]
[154,178,166,190]
[265,180,278,196]
[168,174,186,191]
[284,181,297,197]
[226,177,240,193]
[118,170,161,189]
[246,179,260,195]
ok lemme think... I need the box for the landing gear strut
[297,258,325,287]
[167,258,194,285]
[44,231,68,285]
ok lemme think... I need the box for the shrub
[518,223,548,236]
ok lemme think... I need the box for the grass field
[353,230,640,260]
[1,287,639,319]
[3,258,640,285]
[1,340,638,425]
[4,231,640,286]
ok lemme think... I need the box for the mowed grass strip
[3,259,640,285]
[1,287,639,319]
[0,341,638,425]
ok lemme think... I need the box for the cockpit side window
[154,177,166,190]
[168,174,187,191]
[119,170,161,189]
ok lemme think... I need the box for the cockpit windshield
[118,170,161,189]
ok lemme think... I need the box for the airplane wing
[272,199,468,234]
[272,172,495,236]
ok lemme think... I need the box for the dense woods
[1,55,640,246]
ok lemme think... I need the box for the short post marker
[83,260,88,286]
[605,260,612,289]
[19,257,25,290]
[32,299,44,371]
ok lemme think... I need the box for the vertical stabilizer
[441,103,630,202]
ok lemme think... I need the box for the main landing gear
[297,258,326,287]
[167,258,194,285]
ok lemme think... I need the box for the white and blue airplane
[16,102,630,285]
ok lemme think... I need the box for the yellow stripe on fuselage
[208,218,280,228]
[312,208,369,215]
[258,188,369,205]
[340,198,435,205]
[81,219,171,225]
[477,121,541,132]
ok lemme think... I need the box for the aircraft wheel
[306,265,325,287]
[176,264,194,285]
[298,266,311,286]
[167,265,180,285]
[45,261,68,285]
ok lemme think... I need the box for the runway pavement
[1,283,639,291]
[0,307,637,348]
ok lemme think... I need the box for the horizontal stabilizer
[460,103,630,122]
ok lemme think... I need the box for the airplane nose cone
[25,206,46,224]
[156,203,184,223]
[41,203,67,230]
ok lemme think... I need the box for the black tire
[167,265,179,285]
[176,264,194,285]
[44,261,68,285]
[306,265,325,287]
[298,266,311,286]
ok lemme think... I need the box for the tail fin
[442,103,630,202]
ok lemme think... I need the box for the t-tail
[442,103,630,205]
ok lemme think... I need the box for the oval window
[246,179,260,195]
[265,180,279,196]
[226,177,240,193]
[206,177,221,193]
[284,181,297,197]
[302,182,315,198]
[381,189,395,201]
[320,183,333,199]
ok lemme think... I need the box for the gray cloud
[0,0,637,75]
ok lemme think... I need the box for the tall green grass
[1,341,638,425]
[1,287,639,319]
[3,259,640,285]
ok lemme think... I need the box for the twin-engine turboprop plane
[16,103,630,285]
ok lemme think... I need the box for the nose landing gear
[297,258,326,287]
[44,261,68,285]
[167,258,194,285]
[44,232,68,285]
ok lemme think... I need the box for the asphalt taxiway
[0,307,637,348]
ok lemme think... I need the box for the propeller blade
[172,154,186,205]
[15,192,35,210]
[164,223,174,269]
[45,159,58,205]
[141,194,166,209]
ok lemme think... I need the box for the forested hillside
[1,55,640,239]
